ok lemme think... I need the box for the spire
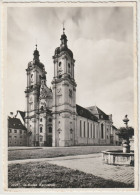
[33,44,40,61]
[60,23,67,48]
[63,21,65,34]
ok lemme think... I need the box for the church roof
[86,106,109,120]
[8,117,27,130]
[76,104,98,122]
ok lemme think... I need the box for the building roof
[16,110,26,122]
[8,117,27,130]
[86,106,109,120]
[76,104,98,122]
[112,125,117,130]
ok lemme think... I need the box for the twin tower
[25,29,77,147]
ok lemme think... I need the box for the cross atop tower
[63,21,65,34]
[35,44,37,50]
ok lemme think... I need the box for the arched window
[49,118,52,122]
[49,127,52,133]
[59,62,61,67]
[68,63,70,68]
[59,74,62,78]
[40,127,42,133]
[40,118,42,122]
[41,106,44,111]
[101,124,104,139]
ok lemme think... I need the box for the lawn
[8,146,121,161]
[8,161,133,188]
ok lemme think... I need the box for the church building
[25,28,115,147]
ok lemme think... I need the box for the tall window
[49,127,52,133]
[101,124,104,139]
[68,63,71,73]
[40,127,43,133]
[93,124,95,138]
[49,118,52,122]
[95,125,97,138]
[84,122,86,137]
[91,124,92,138]
[80,120,82,137]
[87,122,89,138]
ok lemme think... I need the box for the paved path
[8,153,134,185]
[48,153,134,184]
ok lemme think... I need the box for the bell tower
[25,45,46,146]
[52,28,77,147]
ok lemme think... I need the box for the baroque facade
[25,29,118,147]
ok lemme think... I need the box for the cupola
[33,44,40,61]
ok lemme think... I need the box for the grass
[8,161,134,188]
[8,146,122,161]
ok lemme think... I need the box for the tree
[115,127,134,139]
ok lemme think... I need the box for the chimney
[10,112,14,118]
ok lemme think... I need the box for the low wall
[102,150,134,166]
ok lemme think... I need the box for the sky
[6,6,134,128]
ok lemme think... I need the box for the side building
[8,113,27,147]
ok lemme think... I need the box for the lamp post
[122,115,130,153]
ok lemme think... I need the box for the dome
[55,47,60,55]
[41,73,46,80]
[54,46,73,58]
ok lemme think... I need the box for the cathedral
[25,28,117,147]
